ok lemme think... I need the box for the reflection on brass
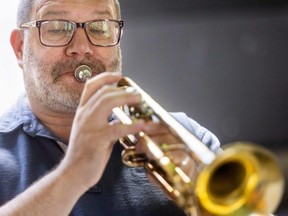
[74,65,92,82]
[112,77,285,216]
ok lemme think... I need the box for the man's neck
[29,101,75,143]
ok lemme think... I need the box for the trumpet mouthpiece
[74,65,92,82]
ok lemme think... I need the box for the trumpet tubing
[113,77,285,216]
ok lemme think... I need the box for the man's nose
[65,28,94,59]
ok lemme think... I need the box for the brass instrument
[112,77,285,216]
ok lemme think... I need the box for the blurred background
[1,0,287,214]
[0,1,24,115]
[119,0,288,214]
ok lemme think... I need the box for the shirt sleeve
[169,112,221,153]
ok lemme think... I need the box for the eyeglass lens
[40,20,120,46]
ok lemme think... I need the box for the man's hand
[61,72,147,190]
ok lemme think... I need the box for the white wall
[0,1,24,114]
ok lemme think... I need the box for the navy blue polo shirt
[0,94,220,215]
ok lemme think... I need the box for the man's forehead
[36,0,113,4]
[34,0,115,10]
[33,0,115,18]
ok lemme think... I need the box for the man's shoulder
[170,112,221,152]
[0,94,31,133]
[0,107,24,134]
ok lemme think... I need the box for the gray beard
[23,46,122,114]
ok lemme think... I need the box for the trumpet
[112,77,285,216]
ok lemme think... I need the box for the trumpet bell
[196,142,285,216]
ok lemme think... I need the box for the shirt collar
[0,93,61,142]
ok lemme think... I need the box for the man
[0,0,220,215]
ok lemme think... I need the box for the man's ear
[10,29,24,69]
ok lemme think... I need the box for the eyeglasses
[20,19,124,47]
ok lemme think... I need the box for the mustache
[51,59,106,82]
